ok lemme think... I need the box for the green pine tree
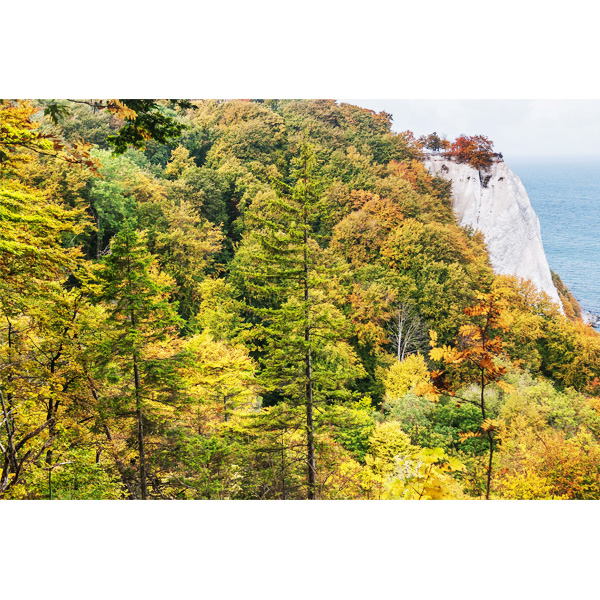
[237,144,364,499]
[93,223,182,499]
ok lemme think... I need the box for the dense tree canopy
[1,98,599,500]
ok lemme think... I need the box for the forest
[2,98,600,500]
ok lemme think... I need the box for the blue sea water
[509,158,600,322]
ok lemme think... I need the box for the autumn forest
[2,98,600,500]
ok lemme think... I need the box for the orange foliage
[497,428,600,499]
[331,194,404,267]
[387,159,440,195]
[447,135,495,169]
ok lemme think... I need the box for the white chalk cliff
[423,154,563,310]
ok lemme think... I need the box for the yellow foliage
[178,332,260,433]
[496,379,515,394]
[165,145,196,179]
[316,432,367,500]
[481,418,502,433]
[428,329,438,347]
[383,447,466,500]
[429,345,464,364]
[364,421,413,491]
[363,422,464,499]
[383,354,430,402]
[0,100,99,172]
[106,99,138,121]
[497,471,565,500]
[496,390,600,499]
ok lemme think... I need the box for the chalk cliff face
[423,154,563,309]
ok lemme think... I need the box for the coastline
[511,159,600,333]
[582,309,600,330]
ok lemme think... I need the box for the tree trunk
[96,214,102,260]
[481,364,493,500]
[126,240,147,500]
[0,321,19,494]
[0,387,17,494]
[485,431,494,500]
[304,212,316,500]
[45,351,62,466]
[397,310,403,361]
[101,422,137,499]
[281,430,286,500]
[133,351,147,500]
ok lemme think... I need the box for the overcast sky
[340,100,600,162]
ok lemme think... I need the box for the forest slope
[1,98,599,500]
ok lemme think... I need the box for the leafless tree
[387,301,429,362]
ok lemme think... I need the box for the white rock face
[423,154,563,310]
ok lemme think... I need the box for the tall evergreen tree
[238,144,363,499]
[93,223,182,499]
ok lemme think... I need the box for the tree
[447,135,495,169]
[238,143,364,499]
[382,447,465,500]
[418,132,450,152]
[92,223,182,499]
[149,332,259,499]
[497,386,600,499]
[0,100,98,173]
[44,99,191,155]
[363,421,413,498]
[179,332,259,428]
[6,97,600,501]
[428,286,514,499]
[382,353,431,401]
[387,300,429,361]
[0,180,88,497]
[380,218,488,341]
[149,199,223,323]
[193,277,247,342]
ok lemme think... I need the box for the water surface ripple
[510,159,600,323]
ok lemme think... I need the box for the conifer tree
[93,223,182,499]
[239,144,363,499]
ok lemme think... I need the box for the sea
[510,158,600,329]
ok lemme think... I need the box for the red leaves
[446,135,495,169]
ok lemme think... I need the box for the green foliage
[324,397,376,463]
[89,224,183,498]
[158,429,240,499]
[43,448,125,500]
[418,132,450,152]
[3,98,600,500]
[57,103,116,149]
[193,277,246,341]
[58,99,190,155]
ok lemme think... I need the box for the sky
[339,100,600,162]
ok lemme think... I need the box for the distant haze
[339,100,600,163]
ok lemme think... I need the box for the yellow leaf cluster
[106,99,138,121]
[383,354,430,402]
